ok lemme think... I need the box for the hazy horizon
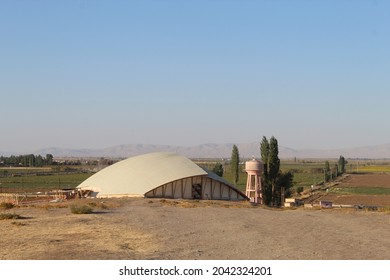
[1,1,389,153]
[1,139,390,154]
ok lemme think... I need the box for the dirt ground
[1,198,389,260]
[338,173,390,188]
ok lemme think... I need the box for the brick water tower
[245,158,263,204]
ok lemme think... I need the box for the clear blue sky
[1,0,389,153]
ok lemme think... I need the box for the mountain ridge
[28,142,390,159]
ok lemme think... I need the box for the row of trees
[324,155,347,182]
[0,154,54,167]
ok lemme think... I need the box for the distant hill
[32,142,390,159]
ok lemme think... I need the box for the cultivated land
[320,173,390,206]
[1,198,389,260]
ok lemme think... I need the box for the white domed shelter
[76,152,248,201]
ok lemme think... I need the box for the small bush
[70,204,93,214]
[89,201,109,209]
[0,213,21,220]
[0,202,15,210]
[87,202,97,207]
[99,203,108,210]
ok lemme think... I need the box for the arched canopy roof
[77,152,209,197]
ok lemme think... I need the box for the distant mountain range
[28,142,390,159]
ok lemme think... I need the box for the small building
[319,200,333,208]
[284,198,303,207]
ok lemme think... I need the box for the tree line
[0,154,54,167]
[323,155,347,182]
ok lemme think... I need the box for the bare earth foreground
[1,198,389,260]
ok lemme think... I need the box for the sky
[1,0,389,153]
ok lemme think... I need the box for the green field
[353,165,390,173]
[331,187,390,195]
[0,171,92,193]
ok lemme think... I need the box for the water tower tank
[245,158,263,172]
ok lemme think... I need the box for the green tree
[46,154,54,165]
[324,161,330,182]
[269,136,280,205]
[36,155,43,167]
[276,171,294,199]
[260,137,271,205]
[260,136,283,206]
[230,145,240,184]
[260,136,270,178]
[338,156,347,174]
[212,162,224,177]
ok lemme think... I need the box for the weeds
[0,202,15,210]
[70,204,93,214]
[0,213,22,220]
[88,201,109,210]
[378,206,390,214]
[11,221,27,226]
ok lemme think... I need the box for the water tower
[245,158,263,204]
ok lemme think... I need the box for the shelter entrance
[192,183,202,199]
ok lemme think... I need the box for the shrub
[0,202,15,210]
[0,213,21,220]
[70,204,93,214]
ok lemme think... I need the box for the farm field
[323,173,390,206]
[0,169,92,193]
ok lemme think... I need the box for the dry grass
[378,206,390,214]
[0,202,15,210]
[0,213,22,220]
[30,202,69,210]
[158,198,264,209]
[11,221,27,226]
[69,204,93,214]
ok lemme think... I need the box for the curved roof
[77,152,208,197]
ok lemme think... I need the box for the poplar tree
[231,145,240,184]
[338,156,347,174]
[260,137,271,204]
[260,136,281,206]
[260,136,270,178]
[324,161,330,182]
[269,136,280,206]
